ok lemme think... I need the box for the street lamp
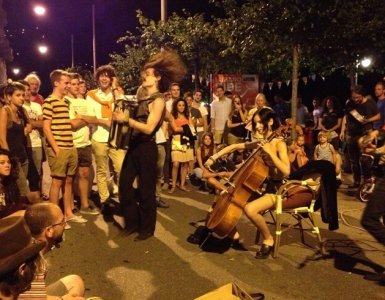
[355,57,372,85]
[37,45,48,55]
[33,5,46,16]
[12,68,20,76]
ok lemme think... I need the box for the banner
[210,74,259,109]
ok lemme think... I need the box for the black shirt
[345,98,379,136]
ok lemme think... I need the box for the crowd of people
[1,47,385,297]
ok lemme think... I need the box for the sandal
[179,185,190,192]
[169,186,176,193]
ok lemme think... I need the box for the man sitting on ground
[20,202,86,299]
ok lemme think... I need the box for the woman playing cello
[205,108,290,259]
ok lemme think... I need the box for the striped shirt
[18,258,47,299]
[42,96,73,148]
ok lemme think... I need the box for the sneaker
[68,215,88,223]
[64,223,72,230]
[80,205,100,215]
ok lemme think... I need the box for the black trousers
[346,134,361,183]
[119,140,158,235]
[361,176,385,245]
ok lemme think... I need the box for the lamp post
[355,57,372,85]
[161,0,167,21]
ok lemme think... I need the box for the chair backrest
[275,172,321,211]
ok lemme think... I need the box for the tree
[213,0,385,135]
[111,10,228,92]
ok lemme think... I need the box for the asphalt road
[43,170,385,300]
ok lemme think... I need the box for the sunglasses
[50,218,67,228]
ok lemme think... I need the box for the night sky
[3,0,215,93]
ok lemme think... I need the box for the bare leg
[171,161,180,193]
[78,166,90,209]
[47,274,85,297]
[49,177,64,205]
[244,194,275,246]
[180,162,189,191]
[63,175,74,219]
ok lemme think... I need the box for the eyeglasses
[50,218,67,228]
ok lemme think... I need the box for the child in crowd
[288,134,309,172]
[314,131,342,181]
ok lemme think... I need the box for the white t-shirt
[196,104,208,133]
[86,89,114,143]
[165,99,173,113]
[23,101,42,148]
[210,98,232,130]
[67,97,92,148]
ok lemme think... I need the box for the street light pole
[71,34,74,68]
[161,0,167,21]
[92,4,96,75]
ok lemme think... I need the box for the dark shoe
[124,227,138,236]
[157,199,169,208]
[100,203,111,215]
[134,232,153,241]
[255,244,273,259]
[364,272,385,282]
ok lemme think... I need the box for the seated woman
[0,148,39,219]
[205,108,293,259]
[202,144,236,193]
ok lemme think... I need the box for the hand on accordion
[112,110,129,124]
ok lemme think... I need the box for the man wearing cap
[20,203,85,300]
[0,215,46,299]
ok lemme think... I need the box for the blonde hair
[318,131,330,142]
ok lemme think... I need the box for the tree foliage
[111,1,385,98]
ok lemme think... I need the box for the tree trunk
[290,43,300,138]
[194,54,200,89]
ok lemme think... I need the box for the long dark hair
[322,96,341,113]
[229,94,245,118]
[171,99,189,119]
[0,148,20,204]
[199,132,214,154]
[143,49,186,93]
[251,107,279,133]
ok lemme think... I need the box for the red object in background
[210,74,259,109]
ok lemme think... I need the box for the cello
[205,130,281,238]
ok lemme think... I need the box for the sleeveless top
[229,112,247,138]
[315,143,334,163]
[7,113,28,163]
[131,92,165,142]
[199,146,214,165]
